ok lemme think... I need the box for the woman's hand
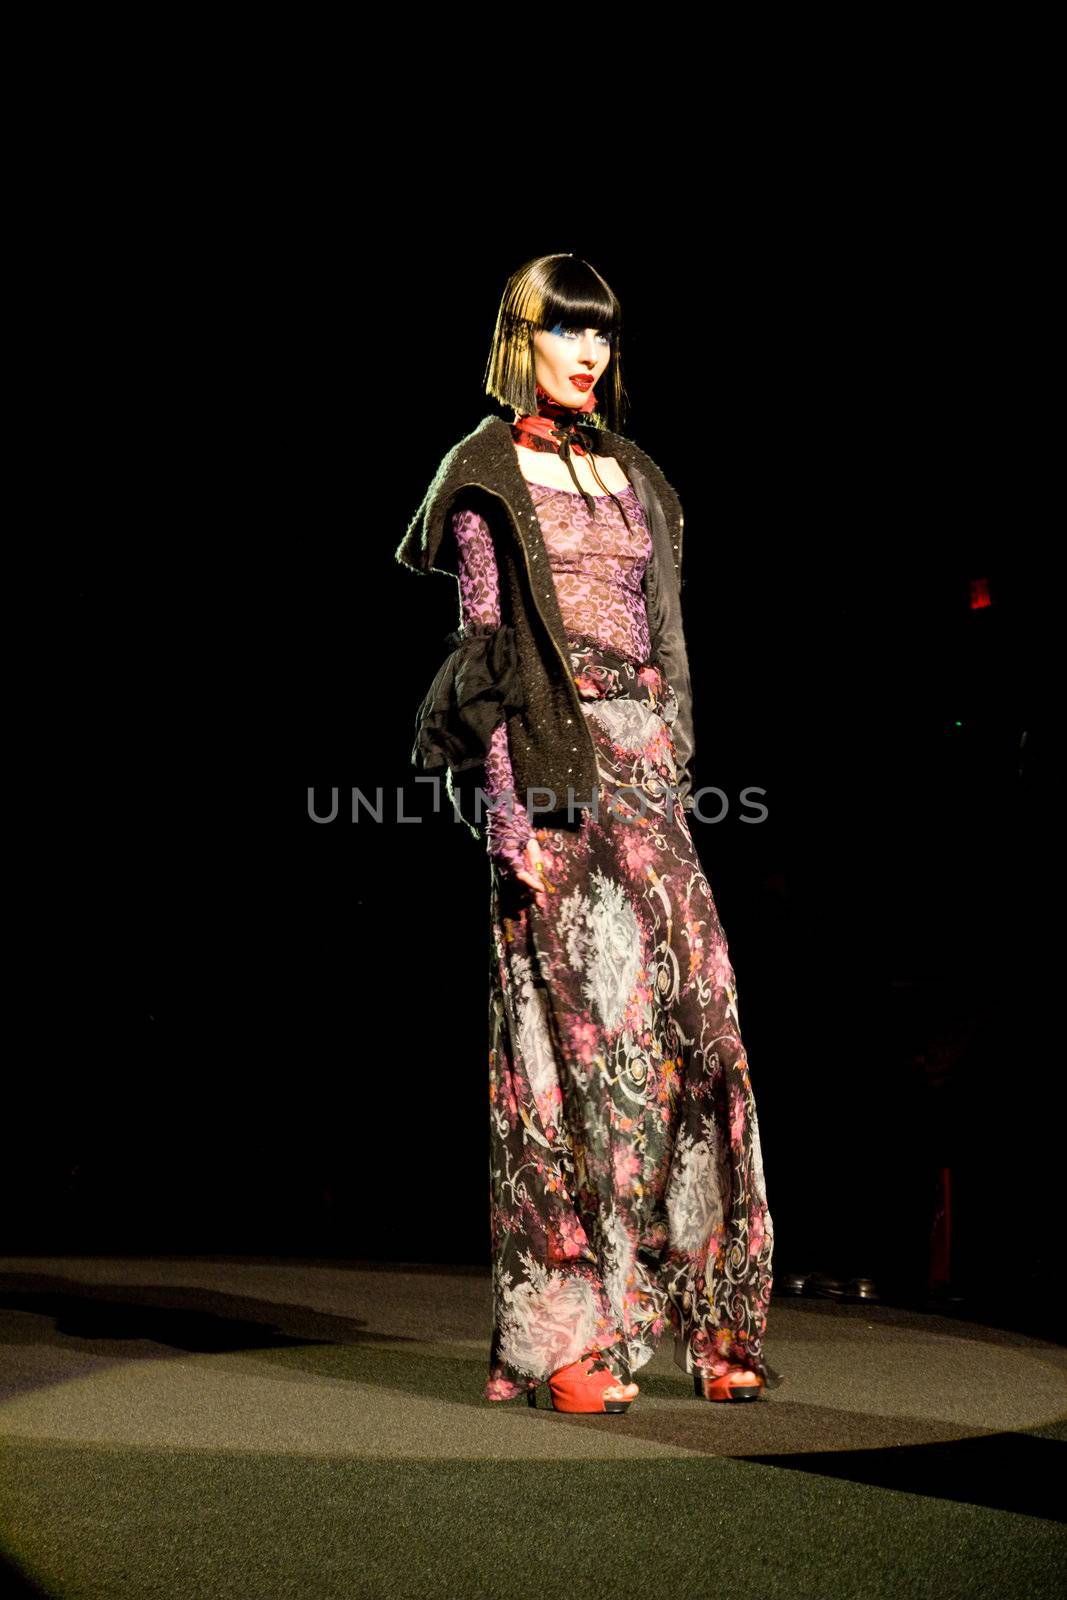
[513,836,554,907]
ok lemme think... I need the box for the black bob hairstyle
[484,253,629,434]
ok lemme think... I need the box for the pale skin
[512,325,630,494]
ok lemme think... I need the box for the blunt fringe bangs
[484,254,629,434]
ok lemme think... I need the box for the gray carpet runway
[0,1256,1064,1597]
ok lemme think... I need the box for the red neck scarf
[511,382,599,458]
[511,383,629,521]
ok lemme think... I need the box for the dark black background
[19,122,1052,1334]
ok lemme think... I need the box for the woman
[397,254,780,1413]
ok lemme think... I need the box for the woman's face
[532,324,613,407]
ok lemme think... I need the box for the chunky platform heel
[693,1363,764,1402]
[527,1349,639,1414]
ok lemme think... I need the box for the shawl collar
[396,413,694,823]
[396,413,683,595]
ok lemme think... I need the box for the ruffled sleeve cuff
[411,622,525,774]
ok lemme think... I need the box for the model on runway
[397,253,780,1412]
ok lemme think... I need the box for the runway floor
[1,1255,1064,1598]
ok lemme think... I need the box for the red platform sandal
[693,1360,765,1402]
[527,1349,639,1414]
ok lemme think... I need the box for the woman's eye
[551,326,612,346]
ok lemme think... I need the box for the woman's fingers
[524,839,556,892]
[516,839,550,903]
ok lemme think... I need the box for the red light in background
[969,577,992,610]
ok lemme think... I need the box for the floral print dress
[452,476,779,1402]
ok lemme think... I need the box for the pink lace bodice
[452,474,653,872]
[524,480,651,663]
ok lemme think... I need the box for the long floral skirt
[483,642,780,1402]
